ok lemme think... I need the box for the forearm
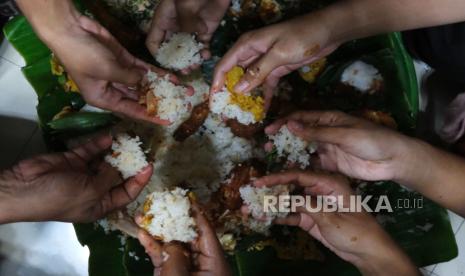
[397,138,465,217]
[0,169,21,224]
[15,0,79,45]
[323,0,465,43]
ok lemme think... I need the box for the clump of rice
[155,33,204,71]
[210,89,257,125]
[268,126,316,169]
[139,188,198,243]
[341,61,383,94]
[240,184,289,234]
[146,71,192,123]
[105,133,148,179]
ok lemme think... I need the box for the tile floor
[0,37,464,276]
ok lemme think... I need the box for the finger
[263,85,274,111]
[190,203,222,257]
[70,135,113,162]
[93,161,124,193]
[264,142,274,152]
[286,121,350,145]
[274,213,303,226]
[234,50,282,94]
[285,110,356,127]
[254,170,338,191]
[138,230,164,267]
[101,165,153,210]
[264,118,287,135]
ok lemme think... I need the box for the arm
[266,111,465,217]
[212,0,465,97]
[328,0,465,43]
[16,0,172,125]
[0,136,152,224]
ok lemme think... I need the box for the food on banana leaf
[173,101,210,142]
[340,60,384,94]
[139,71,194,122]
[299,58,327,84]
[211,66,266,125]
[268,125,317,169]
[138,188,198,243]
[155,33,204,71]
[240,184,289,233]
[50,54,79,93]
[48,112,116,133]
[103,0,158,32]
[354,109,398,129]
[105,133,149,179]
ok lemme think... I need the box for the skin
[0,135,153,223]
[16,0,174,125]
[138,203,231,276]
[266,110,465,217]
[212,0,465,99]
[146,0,231,74]
[251,171,420,276]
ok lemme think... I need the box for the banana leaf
[3,1,458,275]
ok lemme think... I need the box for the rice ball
[155,33,204,71]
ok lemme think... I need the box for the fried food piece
[174,101,210,141]
[354,110,398,129]
[219,163,263,210]
[226,119,263,139]
[299,58,327,84]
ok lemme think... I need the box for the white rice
[155,33,204,71]
[268,126,315,169]
[210,89,257,125]
[240,184,289,234]
[140,188,198,243]
[105,133,149,179]
[146,71,192,124]
[341,61,383,93]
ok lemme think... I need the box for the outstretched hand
[0,135,153,223]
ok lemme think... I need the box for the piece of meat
[354,110,398,129]
[226,119,263,139]
[219,162,263,210]
[174,101,210,141]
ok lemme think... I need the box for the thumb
[286,120,348,145]
[234,50,282,94]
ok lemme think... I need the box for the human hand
[138,203,231,276]
[254,171,419,275]
[265,111,418,182]
[146,0,230,74]
[211,12,341,99]
[0,135,153,223]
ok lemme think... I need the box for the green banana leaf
[3,1,458,275]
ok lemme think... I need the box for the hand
[265,111,418,182]
[253,170,419,275]
[138,203,231,276]
[146,0,230,73]
[0,135,153,223]
[211,12,341,100]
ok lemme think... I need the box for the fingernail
[234,80,249,93]
[288,121,303,131]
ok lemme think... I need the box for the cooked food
[299,58,327,84]
[240,184,289,233]
[140,70,192,123]
[340,61,383,94]
[268,125,317,169]
[105,133,148,179]
[210,66,266,125]
[355,110,398,129]
[174,101,210,142]
[226,119,263,139]
[155,32,204,71]
[138,188,198,243]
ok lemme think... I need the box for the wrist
[16,0,81,46]
[0,169,21,224]
[355,246,419,276]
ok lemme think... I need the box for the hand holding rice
[105,133,149,179]
[138,188,198,243]
[268,125,317,169]
[155,33,204,71]
[210,66,265,125]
